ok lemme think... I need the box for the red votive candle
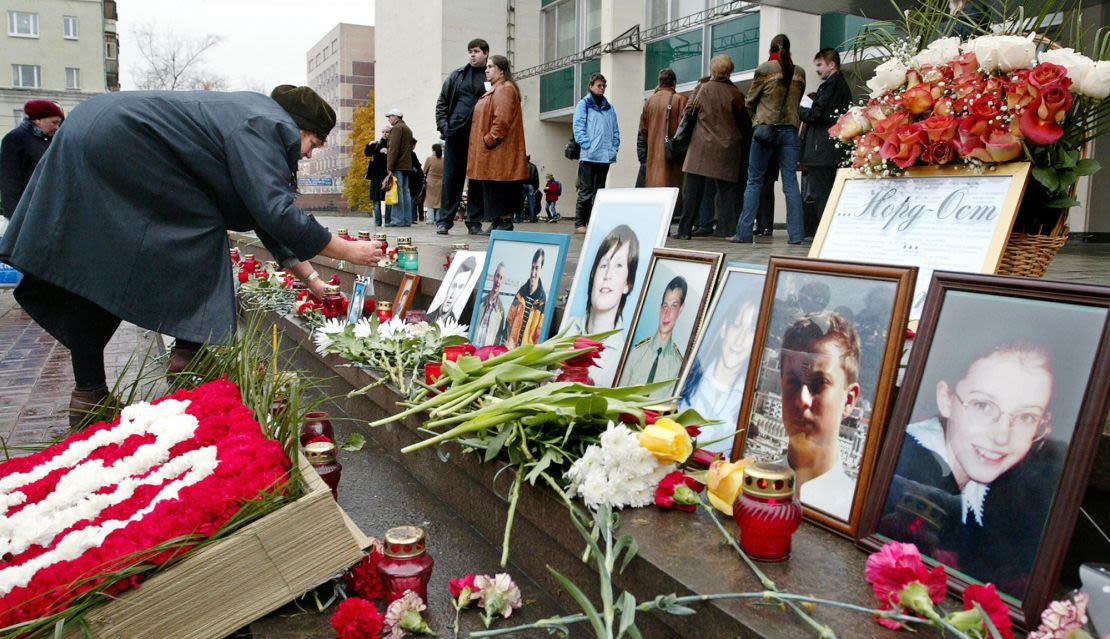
[734,462,802,562]
[376,300,394,323]
[424,361,443,386]
[377,526,435,605]
[443,344,469,362]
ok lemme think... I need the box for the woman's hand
[319,236,385,266]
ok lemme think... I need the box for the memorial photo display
[810,163,1029,320]
[613,248,722,403]
[426,250,486,325]
[559,187,677,387]
[675,265,766,456]
[734,257,916,537]
[393,273,421,320]
[469,231,570,349]
[861,273,1110,629]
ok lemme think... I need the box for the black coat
[435,64,487,138]
[800,72,853,167]
[365,138,388,200]
[0,90,330,344]
[0,120,52,219]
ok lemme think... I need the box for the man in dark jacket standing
[435,38,489,235]
[519,156,539,223]
[800,48,852,238]
[0,86,384,426]
[364,125,390,226]
[384,108,416,227]
[1,100,64,219]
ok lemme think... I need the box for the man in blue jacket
[572,73,620,233]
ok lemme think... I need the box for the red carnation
[865,542,947,629]
[449,573,479,602]
[654,471,704,512]
[343,548,387,600]
[330,597,384,639]
[328,274,342,286]
[963,584,1013,639]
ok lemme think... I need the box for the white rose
[1039,48,1096,93]
[912,36,961,68]
[867,58,909,98]
[963,34,1036,72]
[1078,60,1110,99]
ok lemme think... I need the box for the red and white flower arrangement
[0,380,290,629]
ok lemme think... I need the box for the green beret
[270,84,336,138]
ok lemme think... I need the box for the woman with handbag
[570,73,620,233]
[467,54,528,232]
[674,55,751,240]
[638,68,689,190]
[733,33,807,245]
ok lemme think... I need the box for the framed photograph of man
[468,231,571,348]
[675,265,766,456]
[427,250,486,325]
[860,273,1110,629]
[559,187,677,386]
[613,248,722,402]
[733,257,916,537]
[393,273,421,320]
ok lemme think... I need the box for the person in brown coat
[674,55,752,240]
[384,108,417,226]
[638,68,689,190]
[467,54,527,233]
[424,143,444,227]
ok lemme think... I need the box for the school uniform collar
[907,418,989,527]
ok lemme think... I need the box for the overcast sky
[118,0,375,91]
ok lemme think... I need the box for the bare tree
[129,22,227,91]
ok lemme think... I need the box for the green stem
[500,466,525,567]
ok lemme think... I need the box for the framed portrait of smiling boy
[733,257,916,538]
[809,163,1029,320]
[860,272,1110,630]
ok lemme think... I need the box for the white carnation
[911,36,960,68]
[353,317,374,339]
[963,34,1036,73]
[1040,48,1096,93]
[565,423,672,510]
[436,318,469,339]
[866,58,909,98]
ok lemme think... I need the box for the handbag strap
[664,92,675,141]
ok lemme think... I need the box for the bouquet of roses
[314,316,470,395]
[834,0,1106,229]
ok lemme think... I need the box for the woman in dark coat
[0,86,384,425]
[364,126,390,226]
[1,100,64,220]
[674,55,752,240]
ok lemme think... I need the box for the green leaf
[626,627,644,639]
[1031,166,1060,192]
[617,591,638,639]
[339,432,366,452]
[973,602,1004,639]
[483,425,515,462]
[615,534,639,573]
[547,566,606,638]
[575,395,608,417]
[1075,158,1101,176]
[525,449,559,485]
[1059,148,1078,168]
[54,620,65,639]
[1058,169,1078,188]
[1046,196,1082,208]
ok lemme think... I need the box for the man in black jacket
[800,48,852,239]
[435,38,489,235]
[1,100,64,220]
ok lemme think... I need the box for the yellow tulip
[638,417,693,464]
[706,458,750,516]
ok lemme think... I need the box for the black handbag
[665,88,700,163]
[564,103,589,160]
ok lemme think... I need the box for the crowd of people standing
[360,32,853,240]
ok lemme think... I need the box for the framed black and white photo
[861,272,1110,629]
[734,257,916,537]
[426,250,485,325]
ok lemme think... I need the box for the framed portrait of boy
[733,257,916,537]
[613,248,722,403]
[393,273,421,320]
[426,250,486,325]
[675,265,767,456]
[860,272,1110,629]
[469,231,571,348]
[559,188,677,386]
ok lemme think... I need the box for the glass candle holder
[377,526,434,605]
[300,411,334,448]
[320,284,345,318]
[442,344,469,362]
[424,361,443,387]
[373,232,388,250]
[337,228,350,239]
[734,461,802,562]
[357,230,371,240]
[229,247,241,264]
[305,441,342,500]
[376,300,394,323]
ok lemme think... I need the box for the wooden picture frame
[732,257,916,538]
[859,272,1110,629]
[809,163,1030,320]
[613,248,722,403]
[468,231,571,348]
[393,273,421,320]
[559,188,677,387]
[675,265,767,457]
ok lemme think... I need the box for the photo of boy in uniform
[619,276,687,399]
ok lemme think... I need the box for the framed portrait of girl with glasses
[861,272,1110,631]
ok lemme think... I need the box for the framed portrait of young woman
[860,272,1110,630]
[733,257,917,538]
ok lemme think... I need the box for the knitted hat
[24,100,64,121]
[269,85,336,138]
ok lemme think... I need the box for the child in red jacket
[542,174,561,223]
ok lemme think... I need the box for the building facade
[374,0,1107,234]
[0,0,116,128]
[301,23,374,193]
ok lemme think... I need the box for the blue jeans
[372,200,383,226]
[392,171,413,226]
[736,125,804,243]
[545,200,558,220]
[520,185,537,222]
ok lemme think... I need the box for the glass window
[8,11,38,37]
[649,0,706,27]
[672,0,704,21]
[556,0,577,58]
[585,0,601,46]
[648,0,668,27]
[710,13,759,73]
[543,8,557,61]
[644,29,703,90]
[63,16,78,39]
[580,59,601,96]
[11,64,41,88]
[540,67,575,112]
[105,39,118,59]
[66,67,80,89]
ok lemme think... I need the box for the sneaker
[574,226,587,234]
[436,226,449,235]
